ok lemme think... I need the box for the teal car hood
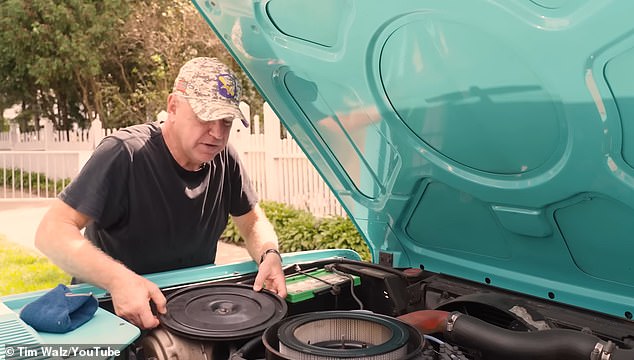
[192,1,634,320]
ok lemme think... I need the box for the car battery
[284,268,361,315]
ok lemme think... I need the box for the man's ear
[167,94,179,115]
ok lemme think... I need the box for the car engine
[101,258,634,360]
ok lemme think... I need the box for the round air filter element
[263,311,425,360]
[160,283,287,341]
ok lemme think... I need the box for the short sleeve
[59,137,129,227]
[226,144,258,217]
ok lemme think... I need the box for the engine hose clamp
[446,312,461,333]
[591,341,614,360]
[591,343,604,360]
[601,341,615,360]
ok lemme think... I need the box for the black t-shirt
[60,123,257,274]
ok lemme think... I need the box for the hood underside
[192,0,634,320]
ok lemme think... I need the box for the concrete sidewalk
[0,200,251,264]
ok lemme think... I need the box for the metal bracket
[378,252,393,267]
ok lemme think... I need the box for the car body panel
[192,0,634,320]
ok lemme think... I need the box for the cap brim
[189,99,249,128]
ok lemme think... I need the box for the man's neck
[161,122,201,171]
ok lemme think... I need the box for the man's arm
[232,203,287,298]
[35,199,166,329]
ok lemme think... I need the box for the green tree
[0,0,130,130]
[0,0,264,130]
[104,0,263,128]
[99,0,218,127]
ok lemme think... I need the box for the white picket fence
[0,103,346,218]
[232,103,345,217]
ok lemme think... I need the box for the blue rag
[19,284,98,333]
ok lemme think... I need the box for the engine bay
[106,257,634,360]
[170,2,634,358]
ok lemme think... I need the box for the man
[35,57,287,330]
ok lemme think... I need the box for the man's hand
[232,204,287,298]
[253,253,287,298]
[108,273,167,329]
[34,200,166,329]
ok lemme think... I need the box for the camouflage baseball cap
[172,57,249,127]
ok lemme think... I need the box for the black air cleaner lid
[160,283,287,341]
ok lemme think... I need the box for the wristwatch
[259,248,282,265]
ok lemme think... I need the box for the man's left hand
[253,254,287,298]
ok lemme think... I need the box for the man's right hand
[34,200,168,330]
[108,273,167,329]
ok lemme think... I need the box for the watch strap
[259,248,282,264]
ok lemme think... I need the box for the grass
[0,236,71,296]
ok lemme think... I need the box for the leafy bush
[221,200,371,261]
[259,201,314,229]
[316,216,371,261]
[0,168,70,197]
[221,216,243,245]
[276,214,320,253]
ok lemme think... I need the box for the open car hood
[192,1,634,321]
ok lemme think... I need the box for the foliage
[223,201,314,247]
[0,237,71,296]
[0,0,265,130]
[0,168,70,197]
[315,216,371,261]
[100,0,213,127]
[101,0,264,127]
[221,215,243,245]
[259,201,315,231]
[0,0,130,130]
[222,201,371,261]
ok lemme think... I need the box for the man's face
[171,95,233,168]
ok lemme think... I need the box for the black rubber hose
[444,313,606,360]
[329,258,411,281]
[230,335,264,360]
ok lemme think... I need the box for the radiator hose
[398,310,634,360]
